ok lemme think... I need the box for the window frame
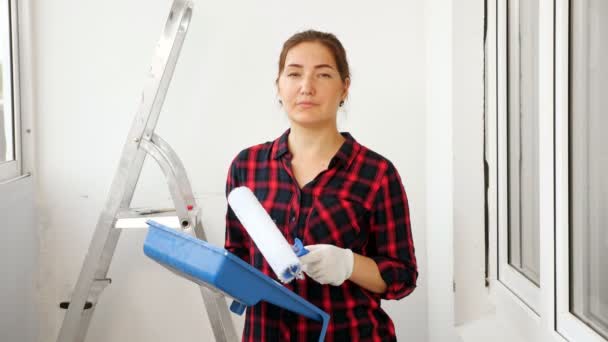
[496,0,542,313]
[488,0,608,340]
[555,0,608,340]
[485,0,567,341]
[0,0,22,183]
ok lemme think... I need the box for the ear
[341,77,351,101]
[276,83,283,102]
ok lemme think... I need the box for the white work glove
[299,244,354,286]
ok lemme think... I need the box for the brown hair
[276,30,351,84]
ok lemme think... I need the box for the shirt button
[290,215,296,223]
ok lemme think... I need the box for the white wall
[0,176,38,342]
[0,2,38,342]
[416,2,495,339]
[424,0,459,341]
[452,0,494,326]
[33,0,429,341]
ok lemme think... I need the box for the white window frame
[485,0,566,341]
[0,0,22,183]
[555,0,608,340]
[488,0,608,340]
[495,0,541,313]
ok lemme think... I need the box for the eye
[319,73,332,78]
[287,72,300,77]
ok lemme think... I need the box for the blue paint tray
[143,220,329,341]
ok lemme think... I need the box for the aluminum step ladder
[56,1,238,341]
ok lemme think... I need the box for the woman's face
[277,42,349,128]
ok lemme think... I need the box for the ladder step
[119,207,177,216]
[115,215,180,229]
[59,278,111,311]
[116,207,179,218]
[115,208,196,229]
[59,301,93,310]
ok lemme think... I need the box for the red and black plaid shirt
[225,129,418,342]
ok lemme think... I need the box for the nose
[299,74,315,96]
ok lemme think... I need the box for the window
[570,0,608,335]
[557,0,608,340]
[495,0,541,312]
[506,0,540,286]
[0,0,21,182]
[489,0,608,340]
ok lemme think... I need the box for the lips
[297,101,318,107]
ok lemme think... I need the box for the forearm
[349,253,388,294]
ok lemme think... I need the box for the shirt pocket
[304,195,369,250]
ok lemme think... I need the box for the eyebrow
[286,63,336,70]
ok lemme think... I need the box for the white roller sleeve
[227,186,302,283]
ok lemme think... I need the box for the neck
[287,123,345,161]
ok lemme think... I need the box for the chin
[288,111,333,127]
[288,115,325,128]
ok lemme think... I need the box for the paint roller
[227,186,309,283]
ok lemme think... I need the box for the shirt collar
[271,128,360,170]
[272,129,291,160]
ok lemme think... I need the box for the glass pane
[570,0,608,338]
[0,0,14,163]
[506,0,540,286]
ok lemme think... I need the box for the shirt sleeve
[224,153,251,264]
[369,162,418,300]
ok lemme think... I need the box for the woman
[225,30,418,342]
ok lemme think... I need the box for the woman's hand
[299,244,354,286]
[299,245,388,294]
